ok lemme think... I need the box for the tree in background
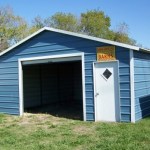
[113,22,136,45]
[0,6,137,52]
[30,15,44,33]
[32,16,44,29]
[0,35,8,52]
[30,13,79,33]
[47,12,79,32]
[0,6,28,52]
[31,10,114,40]
[80,10,112,39]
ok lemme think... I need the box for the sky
[0,0,150,48]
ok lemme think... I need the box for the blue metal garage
[0,27,150,122]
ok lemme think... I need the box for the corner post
[130,49,135,123]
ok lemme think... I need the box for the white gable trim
[0,28,45,56]
[0,27,141,56]
[45,27,139,50]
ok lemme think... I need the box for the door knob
[95,93,99,97]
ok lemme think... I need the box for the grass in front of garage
[0,113,150,150]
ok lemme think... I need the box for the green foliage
[29,12,79,35]
[0,6,137,53]
[80,9,111,39]
[32,16,44,30]
[30,10,137,46]
[0,6,28,52]
[48,12,78,32]
[113,22,136,45]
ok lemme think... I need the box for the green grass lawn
[0,113,150,150]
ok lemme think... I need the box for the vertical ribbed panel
[134,51,150,121]
[58,63,74,103]
[73,62,82,105]
[23,65,41,108]
[116,47,131,122]
[41,64,59,104]
[84,54,96,120]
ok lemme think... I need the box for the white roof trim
[140,48,150,53]
[0,28,45,56]
[0,27,141,56]
[44,27,140,50]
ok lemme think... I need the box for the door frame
[93,60,121,122]
[18,52,86,121]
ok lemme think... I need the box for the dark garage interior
[23,61,83,120]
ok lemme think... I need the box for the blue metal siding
[0,31,103,119]
[0,31,131,121]
[116,47,131,122]
[134,51,150,121]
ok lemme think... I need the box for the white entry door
[94,61,120,122]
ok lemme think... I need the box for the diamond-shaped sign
[103,69,112,79]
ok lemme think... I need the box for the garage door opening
[22,59,83,120]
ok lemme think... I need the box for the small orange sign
[97,46,116,61]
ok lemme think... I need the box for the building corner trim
[130,49,135,123]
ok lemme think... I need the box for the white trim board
[22,56,81,65]
[93,62,97,121]
[130,50,135,123]
[18,60,23,116]
[18,53,86,121]
[19,53,83,62]
[0,27,144,57]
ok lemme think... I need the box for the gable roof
[0,27,149,56]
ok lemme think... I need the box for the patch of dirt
[18,113,66,127]
[73,125,93,134]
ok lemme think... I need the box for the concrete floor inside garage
[22,60,83,120]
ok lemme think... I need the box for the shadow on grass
[24,103,83,120]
